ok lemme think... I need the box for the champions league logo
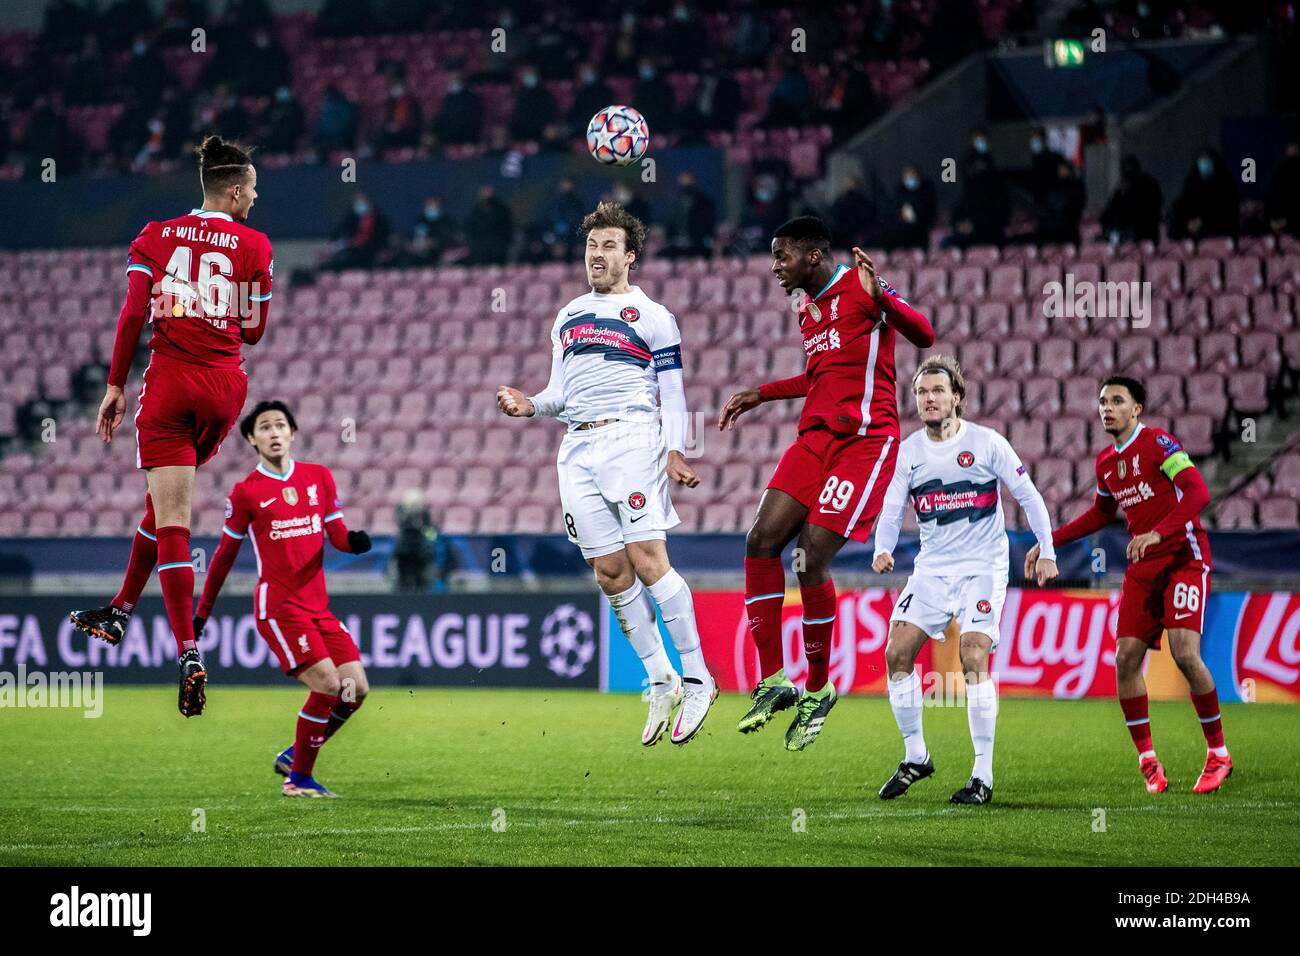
[540,604,596,679]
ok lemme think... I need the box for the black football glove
[193,615,207,638]
[348,530,372,554]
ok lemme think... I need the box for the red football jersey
[1094,422,1212,566]
[120,208,273,375]
[222,461,345,619]
[795,265,908,438]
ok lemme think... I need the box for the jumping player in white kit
[872,356,1059,804]
[496,201,716,746]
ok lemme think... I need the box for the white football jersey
[534,286,682,427]
[875,420,1040,576]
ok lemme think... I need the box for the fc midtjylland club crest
[620,306,640,322]
[628,492,646,510]
[976,599,992,614]
[958,451,975,467]
[282,487,299,505]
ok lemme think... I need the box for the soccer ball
[587,105,650,166]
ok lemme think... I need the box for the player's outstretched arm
[853,246,935,348]
[718,374,808,430]
[497,385,536,417]
[1043,490,1119,567]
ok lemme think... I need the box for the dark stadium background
[0,3,1296,720]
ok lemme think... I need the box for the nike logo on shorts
[1174,611,1195,620]
[818,506,842,514]
[630,514,646,523]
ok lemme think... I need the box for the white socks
[888,670,928,764]
[608,580,675,685]
[967,677,998,785]
[647,569,710,682]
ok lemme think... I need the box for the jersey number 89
[819,476,855,512]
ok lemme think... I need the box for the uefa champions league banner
[0,594,602,688]
[604,589,1300,703]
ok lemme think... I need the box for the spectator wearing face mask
[1100,156,1163,244]
[509,66,557,143]
[375,78,422,152]
[314,84,359,154]
[391,195,457,268]
[322,193,391,271]
[666,172,716,258]
[1169,148,1239,240]
[678,55,743,141]
[434,73,482,147]
[262,85,305,155]
[464,185,514,265]
[878,164,936,250]
[830,176,877,251]
[569,65,615,136]
[1028,127,1068,205]
[944,153,1010,249]
[633,58,677,133]
[962,127,996,179]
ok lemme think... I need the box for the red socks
[1120,694,1155,758]
[292,691,338,776]
[112,494,157,613]
[1191,688,1227,752]
[744,556,787,678]
[800,579,837,693]
[325,698,363,740]
[155,525,196,655]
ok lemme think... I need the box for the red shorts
[134,357,247,469]
[257,614,360,675]
[1116,554,1211,649]
[767,427,899,542]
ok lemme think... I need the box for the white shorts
[557,419,679,560]
[890,572,1008,649]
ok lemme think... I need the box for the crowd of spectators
[827,122,1300,254]
[0,0,1010,179]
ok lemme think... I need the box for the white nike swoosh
[259,498,276,508]
[817,506,842,514]
[1103,472,1112,480]
[1174,612,1194,620]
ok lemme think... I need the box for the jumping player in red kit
[70,135,273,717]
[718,216,935,750]
[1026,376,1232,795]
[194,401,374,797]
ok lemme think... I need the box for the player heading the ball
[193,400,374,798]
[70,135,273,718]
[718,216,935,751]
[496,201,716,747]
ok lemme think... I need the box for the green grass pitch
[2,687,1298,866]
